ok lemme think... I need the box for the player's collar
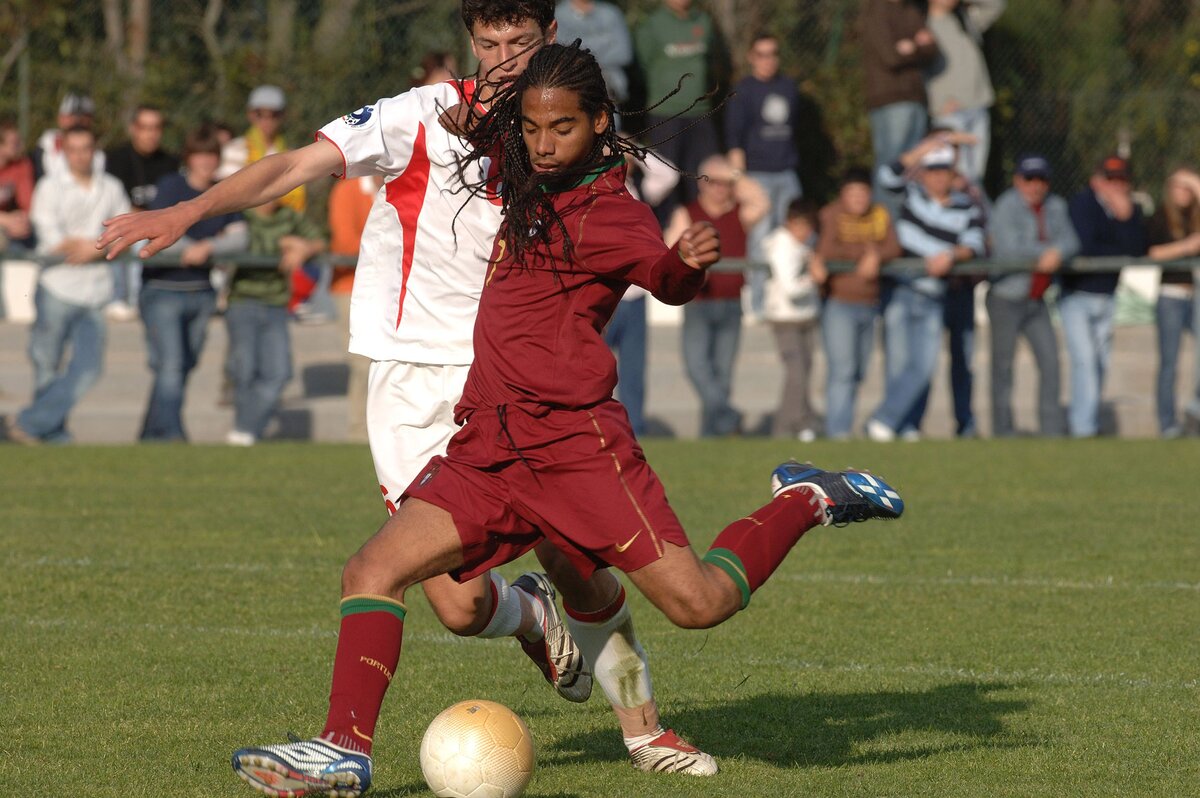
[538,156,625,194]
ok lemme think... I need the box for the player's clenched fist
[678,221,720,271]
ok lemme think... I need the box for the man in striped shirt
[866,132,986,441]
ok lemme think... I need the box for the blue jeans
[873,281,943,433]
[1155,293,1198,434]
[605,296,647,435]
[1058,290,1115,437]
[822,298,879,438]
[682,298,743,437]
[17,287,106,441]
[870,101,928,211]
[139,286,216,441]
[932,106,990,184]
[226,299,293,439]
[745,170,803,316]
[110,259,141,305]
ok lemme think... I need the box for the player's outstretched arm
[97,139,345,260]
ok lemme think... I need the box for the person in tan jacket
[810,168,901,438]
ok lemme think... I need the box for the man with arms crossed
[99,0,716,789]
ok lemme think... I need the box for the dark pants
[770,320,820,437]
[605,296,647,435]
[644,113,720,226]
[986,291,1064,437]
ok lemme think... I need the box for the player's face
[521,86,608,174]
[129,109,165,155]
[470,18,557,100]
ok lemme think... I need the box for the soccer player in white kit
[99,1,716,788]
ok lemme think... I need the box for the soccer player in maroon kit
[229,42,904,796]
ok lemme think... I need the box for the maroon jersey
[686,200,747,300]
[458,159,704,418]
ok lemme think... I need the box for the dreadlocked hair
[458,41,650,267]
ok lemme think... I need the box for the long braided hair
[458,42,646,266]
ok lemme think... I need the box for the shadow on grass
[549,682,1030,768]
[373,784,580,798]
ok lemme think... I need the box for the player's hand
[98,205,196,260]
[679,221,720,270]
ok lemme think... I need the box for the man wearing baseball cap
[866,131,987,441]
[1061,154,1148,437]
[218,85,305,212]
[32,92,105,181]
[986,153,1079,437]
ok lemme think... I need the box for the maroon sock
[703,488,824,609]
[319,595,407,756]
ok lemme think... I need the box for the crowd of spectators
[3,0,1200,445]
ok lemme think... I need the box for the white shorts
[366,360,471,514]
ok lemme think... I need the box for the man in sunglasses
[218,84,306,212]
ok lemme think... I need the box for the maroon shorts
[404,399,691,582]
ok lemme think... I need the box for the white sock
[622,725,665,751]
[565,588,653,711]
[475,572,544,640]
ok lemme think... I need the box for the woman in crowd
[1147,167,1200,438]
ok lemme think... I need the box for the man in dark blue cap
[986,153,1079,437]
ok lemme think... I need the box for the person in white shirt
[762,198,822,441]
[97,0,714,784]
[6,126,130,444]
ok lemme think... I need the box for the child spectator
[225,198,326,446]
[812,168,902,439]
[762,199,821,441]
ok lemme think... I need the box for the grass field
[3,440,1198,797]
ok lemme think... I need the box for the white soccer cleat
[513,572,593,703]
[629,729,719,776]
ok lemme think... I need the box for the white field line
[16,556,1200,593]
[6,615,1197,692]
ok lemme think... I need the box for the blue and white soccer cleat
[232,736,372,797]
[771,461,904,526]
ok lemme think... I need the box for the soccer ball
[419,699,535,798]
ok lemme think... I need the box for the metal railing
[3,246,1197,276]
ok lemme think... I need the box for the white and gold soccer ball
[419,699,535,798]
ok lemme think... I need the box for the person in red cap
[1062,155,1149,437]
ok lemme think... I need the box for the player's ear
[592,109,609,136]
[543,20,558,45]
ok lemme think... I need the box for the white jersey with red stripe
[317,79,500,365]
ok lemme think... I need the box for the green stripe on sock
[703,548,752,610]
[340,596,407,622]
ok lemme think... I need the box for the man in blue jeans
[1062,155,1148,437]
[867,134,985,441]
[6,127,129,444]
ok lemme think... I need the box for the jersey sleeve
[316,89,432,179]
[574,195,705,304]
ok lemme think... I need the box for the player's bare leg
[233,498,466,797]
[538,544,718,775]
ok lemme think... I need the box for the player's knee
[658,591,723,630]
[341,550,415,598]
[428,597,488,637]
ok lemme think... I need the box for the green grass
[2,440,1198,797]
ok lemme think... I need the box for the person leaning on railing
[1146,167,1200,438]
